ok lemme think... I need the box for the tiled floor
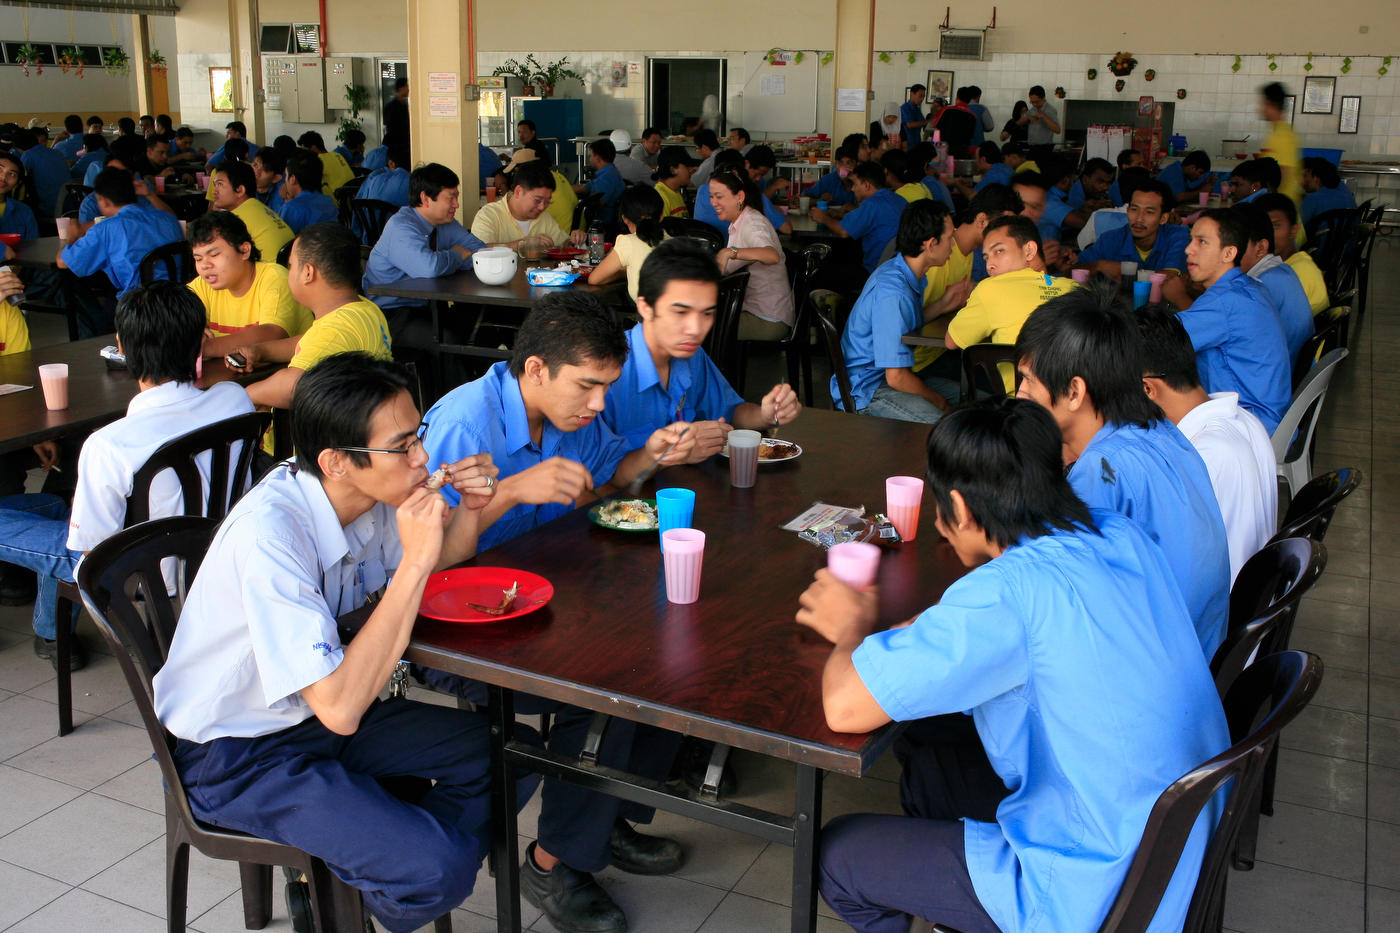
[0,240,1395,931]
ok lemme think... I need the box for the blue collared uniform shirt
[357,167,411,207]
[853,509,1228,933]
[585,163,627,225]
[61,201,185,295]
[899,101,924,148]
[804,170,855,208]
[1068,420,1230,659]
[0,199,38,239]
[1254,262,1314,362]
[208,140,260,168]
[257,187,286,214]
[478,144,501,184]
[1178,268,1292,434]
[601,322,742,449]
[1301,185,1356,229]
[422,362,631,551]
[70,150,104,181]
[968,102,991,146]
[53,135,84,162]
[277,189,338,233]
[333,145,363,167]
[1040,195,1071,242]
[841,188,906,272]
[21,146,70,216]
[363,206,486,310]
[362,146,388,172]
[921,175,956,211]
[836,254,924,409]
[1078,223,1190,271]
[974,163,1014,193]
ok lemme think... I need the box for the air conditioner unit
[939,28,986,61]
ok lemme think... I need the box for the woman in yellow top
[654,148,699,219]
[589,186,665,304]
[1260,82,1302,207]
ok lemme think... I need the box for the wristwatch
[729,247,740,258]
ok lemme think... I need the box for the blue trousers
[173,697,539,933]
[0,494,80,639]
[415,668,682,873]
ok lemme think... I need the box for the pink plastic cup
[662,528,706,604]
[1071,268,1090,284]
[728,429,761,488]
[54,217,73,242]
[154,176,166,193]
[828,541,881,590]
[1198,190,1209,207]
[886,475,925,542]
[38,363,69,410]
[1149,272,1167,303]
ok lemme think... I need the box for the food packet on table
[783,501,902,550]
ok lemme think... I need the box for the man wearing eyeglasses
[154,351,536,933]
[469,160,585,250]
[229,223,393,412]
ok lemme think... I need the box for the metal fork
[629,425,691,495]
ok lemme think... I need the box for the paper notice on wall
[760,74,785,96]
[628,61,642,75]
[428,72,457,95]
[836,88,867,111]
[429,96,458,118]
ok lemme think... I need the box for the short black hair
[117,117,137,135]
[1182,150,1211,173]
[291,352,412,480]
[517,119,537,133]
[1130,179,1174,212]
[510,160,554,191]
[851,161,886,189]
[342,129,366,149]
[896,199,952,257]
[157,114,173,131]
[10,128,36,151]
[841,132,867,152]
[1014,278,1163,428]
[984,214,1043,258]
[1198,207,1250,266]
[145,134,169,151]
[225,121,247,137]
[386,144,411,169]
[956,86,974,104]
[618,184,665,247]
[966,183,1023,225]
[909,83,927,95]
[1001,140,1028,160]
[298,131,327,152]
[1230,159,1266,185]
[273,135,298,156]
[188,209,261,263]
[114,281,206,385]
[86,115,104,128]
[712,149,745,175]
[223,137,250,163]
[744,144,777,170]
[409,162,459,206]
[218,160,257,201]
[925,398,1097,549]
[730,127,751,144]
[64,114,83,134]
[82,132,108,153]
[140,114,154,124]
[588,138,616,163]
[978,141,1003,164]
[969,85,982,98]
[694,128,719,151]
[395,77,408,91]
[881,149,917,185]
[254,147,286,176]
[1116,166,1152,203]
[639,126,662,140]
[93,167,137,206]
[1233,202,1274,251]
[285,150,323,192]
[1256,191,1298,226]
[293,223,361,289]
[1116,148,1141,169]
[1302,156,1341,189]
[0,150,23,179]
[637,236,721,307]
[509,290,628,378]
[1029,85,1046,98]
[175,126,193,140]
[1083,157,1115,180]
[1041,158,1074,188]
[1253,157,1282,192]
[1261,81,1287,107]
[1134,301,1202,392]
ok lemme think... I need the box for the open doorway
[647,58,725,136]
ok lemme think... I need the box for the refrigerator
[479,76,539,148]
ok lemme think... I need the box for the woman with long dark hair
[710,170,792,340]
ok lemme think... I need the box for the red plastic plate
[419,567,554,624]
[545,247,586,259]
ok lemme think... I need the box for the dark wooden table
[785,212,846,243]
[0,336,250,454]
[9,236,64,268]
[402,408,966,933]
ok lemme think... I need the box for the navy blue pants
[416,668,682,873]
[174,697,539,933]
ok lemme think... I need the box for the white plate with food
[719,438,803,463]
[588,498,659,532]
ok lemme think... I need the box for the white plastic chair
[1272,348,1348,500]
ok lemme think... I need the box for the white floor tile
[0,763,84,837]
[0,792,163,886]
[0,693,93,763]
[5,714,152,790]
[695,891,848,933]
[3,887,166,932]
[0,859,69,928]
[83,835,243,921]
[92,758,166,815]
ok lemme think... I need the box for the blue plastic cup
[816,200,829,211]
[1133,280,1151,309]
[656,488,697,551]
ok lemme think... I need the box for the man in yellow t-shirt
[1260,82,1302,209]
[471,161,584,250]
[0,266,30,356]
[1258,192,1328,315]
[654,147,698,219]
[187,211,311,361]
[229,223,392,412]
[299,130,355,196]
[209,161,295,263]
[944,215,1076,392]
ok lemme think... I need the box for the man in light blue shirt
[837,201,957,421]
[971,142,1014,193]
[571,139,626,226]
[1158,150,1216,206]
[811,161,907,274]
[277,151,338,233]
[0,152,38,240]
[356,145,411,207]
[1064,157,1115,213]
[1301,156,1356,229]
[967,86,993,147]
[206,120,259,169]
[16,128,69,217]
[1077,181,1190,275]
[1015,282,1231,659]
[900,84,929,149]
[53,115,85,162]
[1175,209,1292,433]
[362,143,389,172]
[59,168,184,297]
[69,134,107,181]
[1237,203,1313,363]
[801,398,1229,933]
[601,240,800,457]
[803,145,857,208]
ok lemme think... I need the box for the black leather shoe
[520,842,627,933]
[609,819,684,876]
[33,635,86,671]
[282,866,313,933]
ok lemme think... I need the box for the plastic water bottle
[587,222,605,264]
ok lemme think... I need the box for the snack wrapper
[784,501,902,549]
[526,268,581,286]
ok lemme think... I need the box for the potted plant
[337,83,370,142]
[103,47,130,77]
[59,45,84,78]
[492,54,582,98]
[16,43,44,77]
[146,49,167,75]
[1108,52,1138,77]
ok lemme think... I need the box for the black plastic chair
[1306,205,1364,290]
[60,181,92,216]
[661,217,724,253]
[138,239,195,287]
[52,411,270,736]
[811,290,857,413]
[1292,307,1350,391]
[1271,468,1363,545]
[76,517,455,933]
[703,270,749,387]
[960,343,1019,401]
[572,192,604,232]
[1353,205,1385,317]
[349,198,399,249]
[276,238,294,268]
[936,651,1324,933]
[333,178,366,227]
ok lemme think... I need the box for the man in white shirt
[153,351,538,933]
[0,282,254,669]
[1137,303,1276,582]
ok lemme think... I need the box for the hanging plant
[58,45,83,78]
[103,47,130,76]
[1087,68,1098,80]
[1305,52,1315,72]
[1381,57,1391,77]
[1144,69,1156,82]
[16,43,43,77]
[1114,78,1126,92]
[1176,88,1188,100]
[1341,57,1352,74]
[820,52,833,66]
[907,52,917,65]
[1107,52,1137,77]
[877,52,891,64]
[1267,54,1278,72]
[794,51,805,65]
[1232,55,1242,73]
[146,49,167,75]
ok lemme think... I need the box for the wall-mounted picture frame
[1282,94,1296,122]
[1339,95,1361,134]
[1302,76,1335,114]
[925,70,954,103]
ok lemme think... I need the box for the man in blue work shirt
[1077,180,1189,278]
[206,120,259,169]
[900,84,930,149]
[801,397,1228,933]
[333,128,365,167]
[1236,202,1313,363]
[277,151,338,233]
[694,149,791,236]
[811,161,907,276]
[53,115,85,163]
[251,147,286,213]
[362,140,389,172]
[837,200,956,422]
[1015,282,1231,659]
[1228,160,1270,204]
[15,128,68,218]
[571,138,626,226]
[69,133,107,181]
[1105,147,1142,206]
[1065,157,1115,212]
[967,85,994,147]
[601,239,800,458]
[1301,156,1356,229]
[802,144,858,208]
[972,142,1013,193]
[0,152,38,240]
[357,144,411,207]
[1170,208,1292,433]
[1157,150,1217,207]
[417,291,694,933]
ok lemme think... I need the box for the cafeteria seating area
[0,235,1395,931]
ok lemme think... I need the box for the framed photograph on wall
[925,70,954,103]
[1339,96,1361,134]
[1302,76,1336,114]
[1282,94,1296,122]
